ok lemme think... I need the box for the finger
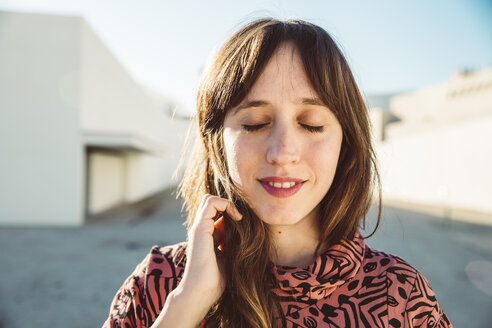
[225,202,243,222]
[200,196,243,222]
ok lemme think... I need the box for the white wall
[124,118,191,203]
[369,108,384,142]
[377,114,492,216]
[0,11,192,225]
[80,23,164,139]
[0,12,84,226]
[79,21,190,205]
[87,152,125,214]
[389,68,492,137]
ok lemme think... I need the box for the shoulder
[103,242,188,328]
[362,245,422,303]
[115,241,188,293]
[147,242,188,270]
[361,244,452,327]
[142,242,188,281]
[363,244,420,283]
[116,242,188,298]
[355,245,419,309]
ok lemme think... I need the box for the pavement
[0,189,491,328]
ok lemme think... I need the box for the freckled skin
[223,42,343,238]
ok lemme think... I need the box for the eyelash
[242,123,268,131]
[242,123,324,133]
[301,124,324,133]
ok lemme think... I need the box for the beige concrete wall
[0,12,84,226]
[388,68,492,139]
[390,84,445,123]
[80,22,189,206]
[124,120,190,203]
[369,108,384,143]
[377,114,492,221]
[80,23,163,139]
[373,67,492,224]
[0,11,190,225]
[87,152,125,214]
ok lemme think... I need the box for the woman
[103,19,452,327]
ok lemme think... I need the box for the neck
[269,216,320,268]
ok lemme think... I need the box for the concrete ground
[0,190,491,327]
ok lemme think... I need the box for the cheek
[224,135,260,187]
[310,136,342,182]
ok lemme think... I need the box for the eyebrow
[233,100,269,114]
[297,97,325,106]
[232,97,326,115]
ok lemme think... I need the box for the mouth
[263,181,298,188]
[258,177,306,198]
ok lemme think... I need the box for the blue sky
[1,0,491,114]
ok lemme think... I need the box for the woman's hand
[152,194,242,328]
[181,194,243,301]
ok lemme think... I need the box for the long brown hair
[178,18,381,327]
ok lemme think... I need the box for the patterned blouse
[103,233,452,327]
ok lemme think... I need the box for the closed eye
[242,123,269,131]
[242,123,324,133]
[300,123,324,133]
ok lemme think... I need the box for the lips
[258,176,305,198]
[265,181,297,188]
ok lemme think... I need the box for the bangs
[198,19,352,139]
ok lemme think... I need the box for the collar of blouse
[272,232,365,300]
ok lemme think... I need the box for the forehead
[244,42,318,101]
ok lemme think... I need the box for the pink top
[103,233,452,327]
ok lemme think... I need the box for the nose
[266,123,300,165]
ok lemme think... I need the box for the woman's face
[223,42,343,228]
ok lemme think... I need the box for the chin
[257,211,303,226]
